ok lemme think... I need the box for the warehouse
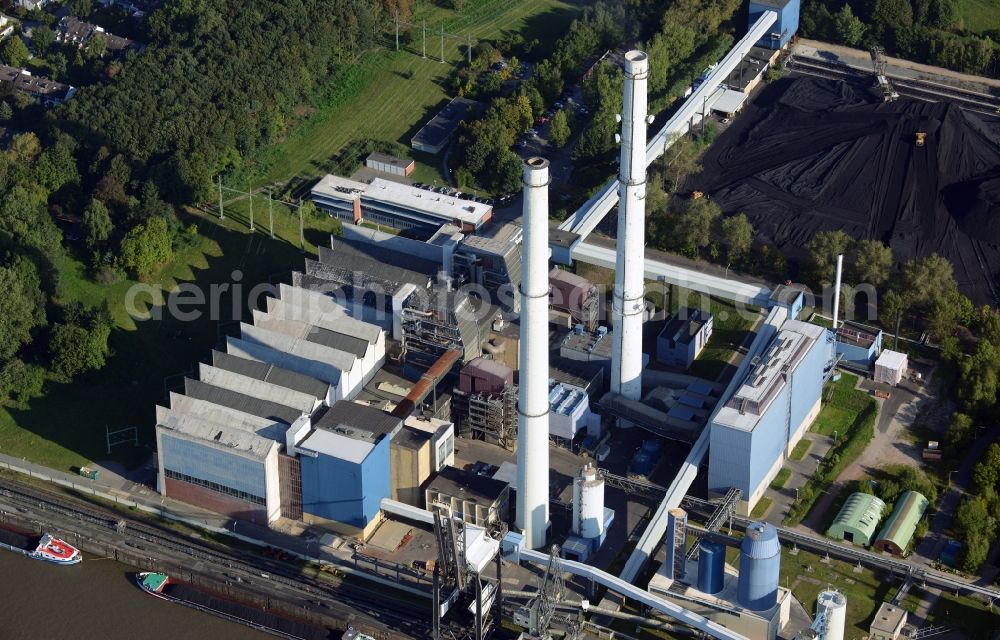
[365,152,414,177]
[411,97,485,154]
[873,491,928,556]
[311,175,492,236]
[708,319,830,514]
[826,492,886,547]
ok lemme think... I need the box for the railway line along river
[0,549,270,640]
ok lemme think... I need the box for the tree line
[801,0,999,77]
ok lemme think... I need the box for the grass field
[750,496,773,518]
[790,438,811,461]
[958,0,1000,34]
[0,205,340,473]
[811,373,870,437]
[257,0,588,187]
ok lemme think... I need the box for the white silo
[816,589,847,640]
[572,464,606,540]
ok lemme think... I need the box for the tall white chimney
[832,254,843,330]
[611,50,649,401]
[516,157,551,550]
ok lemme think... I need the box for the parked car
[554,101,565,109]
[536,116,548,126]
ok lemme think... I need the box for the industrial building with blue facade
[708,318,832,515]
[749,0,800,49]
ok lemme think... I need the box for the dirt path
[794,38,1000,91]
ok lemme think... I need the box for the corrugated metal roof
[322,237,439,281]
[252,310,368,358]
[198,363,317,414]
[239,323,357,373]
[164,394,286,442]
[183,378,305,425]
[226,336,343,386]
[741,522,780,558]
[157,412,276,460]
[875,491,928,552]
[826,492,886,544]
[211,351,329,399]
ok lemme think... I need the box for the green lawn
[0,207,340,472]
[750,496,773,519]
[770,468,791,490]
[781,545,926,634]
[811,373,870,437]
[257,0,588,187]
[958,0,1000,34]
[790,438,811,461]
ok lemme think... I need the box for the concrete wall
[391,439,431,507]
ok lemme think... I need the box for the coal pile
[689,76,1000,303]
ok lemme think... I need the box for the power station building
[708,319,831,514]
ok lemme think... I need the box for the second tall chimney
[611,50,649,401]
[516,157,551,550]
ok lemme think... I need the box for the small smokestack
[516,157,551,550]
[611,50,649,402]
[832,254,843,330]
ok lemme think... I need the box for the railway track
[786,56,1000,118]
[0,475,456,639]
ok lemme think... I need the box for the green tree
[32,26,56,55]
[972,444,1000,493]
[1,37,30,68]
[956,495,996,538]
[9,132,41,163]
[83,199,113,250]
[854,239,893,286]
[0,358,45,407]
[945,413,975,451]
[901,253,962,316]
[674,197,722,253]
[119,217,173,279]
[0,101,11,122]
[834,4,866,46]
[491,149,522,195]
[807,230,853,281]
[548,109,571,149]
[870,0,914,29]
[49,321,111,380]
[0,257,46,363]
[720,213,753,261]
[959,340,1000,413]
[660,134,702,192]
[86,33,108,60]
[961,533,991,573]
[71,0,94,17]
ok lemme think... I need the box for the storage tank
[816,590,847,640]
[737,521,781,611]
[696,539,726,595]
[572,464,606,539]
[630,449,654,476]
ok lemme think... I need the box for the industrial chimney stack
[610,51,650,401]
[516,157,551,550]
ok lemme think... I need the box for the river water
[0,549,270,640]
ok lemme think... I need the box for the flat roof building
[709,319,831,514]
[311,175,492,236]
[295,401,402,539]
[425,465,510,527]
[748,0,800,50]
[875,350,907,386]
[826,492,886,547]
[656,308,714,370]
[869,602,907,640]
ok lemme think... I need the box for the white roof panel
[876,349,907,370]
[299,427,374,463]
